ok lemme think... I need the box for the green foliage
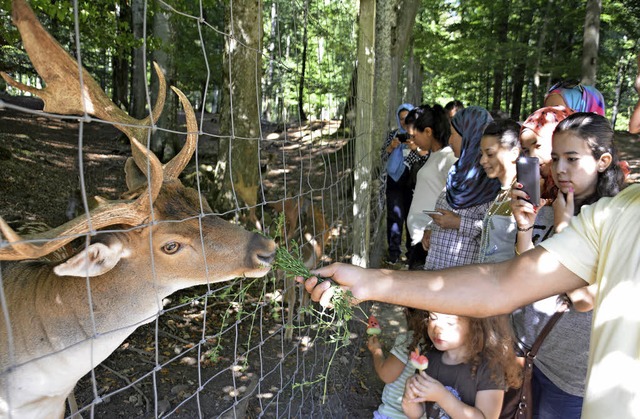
[262,0,357,121]
[413,0,640,123]
[4,0,640,130]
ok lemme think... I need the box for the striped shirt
[376,332,416,419]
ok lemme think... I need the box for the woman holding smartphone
[510,112,626,418]
[476,118,521,263]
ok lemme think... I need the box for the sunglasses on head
[549,80,584,93]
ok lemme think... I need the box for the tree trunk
[340,65,358,134]
[373,0,393,141]
[531,0,553,114]
[387,0,420,124]
[151,1,177,161]
[510,4,534,120]
[264,1,278,121]
[491,2,509,113]
[297,0,309,122]
[353,0,376,268]
[215,0,263,219]
[111,1,131,110]
[610,54,629,128]
[405,39,422,105]
[581,0,602,85]
[129,0,146,119]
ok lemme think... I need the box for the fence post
[352,0,376,268]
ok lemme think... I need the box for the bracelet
[517,225,534,232]
[514,246,521,256]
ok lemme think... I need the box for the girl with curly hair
[401,312,521,419]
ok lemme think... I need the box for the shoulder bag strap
[528,304,568,357]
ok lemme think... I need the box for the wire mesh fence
[0,0,388,417]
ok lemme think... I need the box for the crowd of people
[305,78,640,419]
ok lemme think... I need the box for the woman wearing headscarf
[518,106,574,211]
[380,103,427,264]
[423,106,500,270]
[544,80,605,116]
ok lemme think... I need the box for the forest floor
[1,94,639,418]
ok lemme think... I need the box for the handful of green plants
[270,214,361,339]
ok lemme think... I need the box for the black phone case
[516,156,541,206]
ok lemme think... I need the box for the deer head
[0,1,275,417]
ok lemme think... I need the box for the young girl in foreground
[368,308,429,419]
[510,112,626,418]
[401,313,521,419]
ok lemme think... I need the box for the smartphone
[396,133,410,143]
[516,156,540,206]
[422,210,443,216]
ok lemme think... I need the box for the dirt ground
[1,94,639,418]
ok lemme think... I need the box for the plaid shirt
[424,190,492,271]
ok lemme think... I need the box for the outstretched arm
[300,247,587,317]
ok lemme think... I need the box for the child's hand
[552,187,574,234]
[367,335,382,354]
[430,209,460,230]
[404,371,447,403]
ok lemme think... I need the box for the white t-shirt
[407,147,457,245]
[540,184,640,418]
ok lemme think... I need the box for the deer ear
[125,157,148,191]
[53,241,126,277]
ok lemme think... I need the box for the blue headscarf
[395,103,414,134]
[446,106,501,209]
[387,103,414,181]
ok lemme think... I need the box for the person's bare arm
[567,283,597,312]
[368,336,406,383]
[301,247,587,317]
[543,93,566,108]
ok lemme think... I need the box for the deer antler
[0,0,167,175]
[163,86,198,180]
[0,0,175,261]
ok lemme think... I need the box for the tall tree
[582,0,602,85]
[372,0,393,143]
[111,0,131,110]
[215,0,262,217]
[297,0,309,121]
[530,0,554,114]
[129,0,146,119]
[490,0,510,113]
[388,0,420,123]
[151,1,177,161]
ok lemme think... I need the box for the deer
[269,197,332,341]
[0,1,276,418]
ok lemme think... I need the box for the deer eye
[161,242,181,254]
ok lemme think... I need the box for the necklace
[478,180,516,262]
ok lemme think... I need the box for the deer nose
[251,234,276,267]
